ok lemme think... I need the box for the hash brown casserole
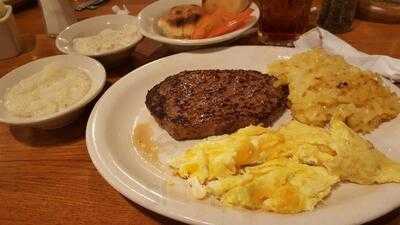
[267,49,400,133]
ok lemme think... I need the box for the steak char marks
[146,70,288,140]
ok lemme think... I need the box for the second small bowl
[56,14,143,66]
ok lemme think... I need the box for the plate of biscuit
[138,0,260,46]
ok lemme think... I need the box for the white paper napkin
[294,27,400,82]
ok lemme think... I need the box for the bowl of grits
[56,14,143,66]
[0,55,106,129]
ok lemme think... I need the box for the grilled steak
[145,70,288,140]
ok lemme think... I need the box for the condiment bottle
[318,0,359,33]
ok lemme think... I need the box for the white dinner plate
[86,46,400,225]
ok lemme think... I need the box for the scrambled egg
[170,119,400,213]
[267,48,400,133]
[208,159,339,213]
[326,119,400,184]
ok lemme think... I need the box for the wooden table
[0,1,399,224]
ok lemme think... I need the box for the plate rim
[86,46,400,225]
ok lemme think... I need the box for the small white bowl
[0,55,106,129]
[56,14,143,66]
[138,0,260,46]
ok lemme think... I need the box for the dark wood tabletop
[0,1,399,225]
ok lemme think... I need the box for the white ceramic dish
[0,5,22,60]
[138,0,260,46]
[86,46,400,225]
[0,55,106,129]
[56,15,143,65]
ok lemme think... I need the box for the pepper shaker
[318,0,359,33]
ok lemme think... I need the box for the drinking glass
[256,0,312,46]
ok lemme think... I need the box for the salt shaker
[39,0,76,36]
[318,0,359,33]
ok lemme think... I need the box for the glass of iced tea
[256,0,312,46]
